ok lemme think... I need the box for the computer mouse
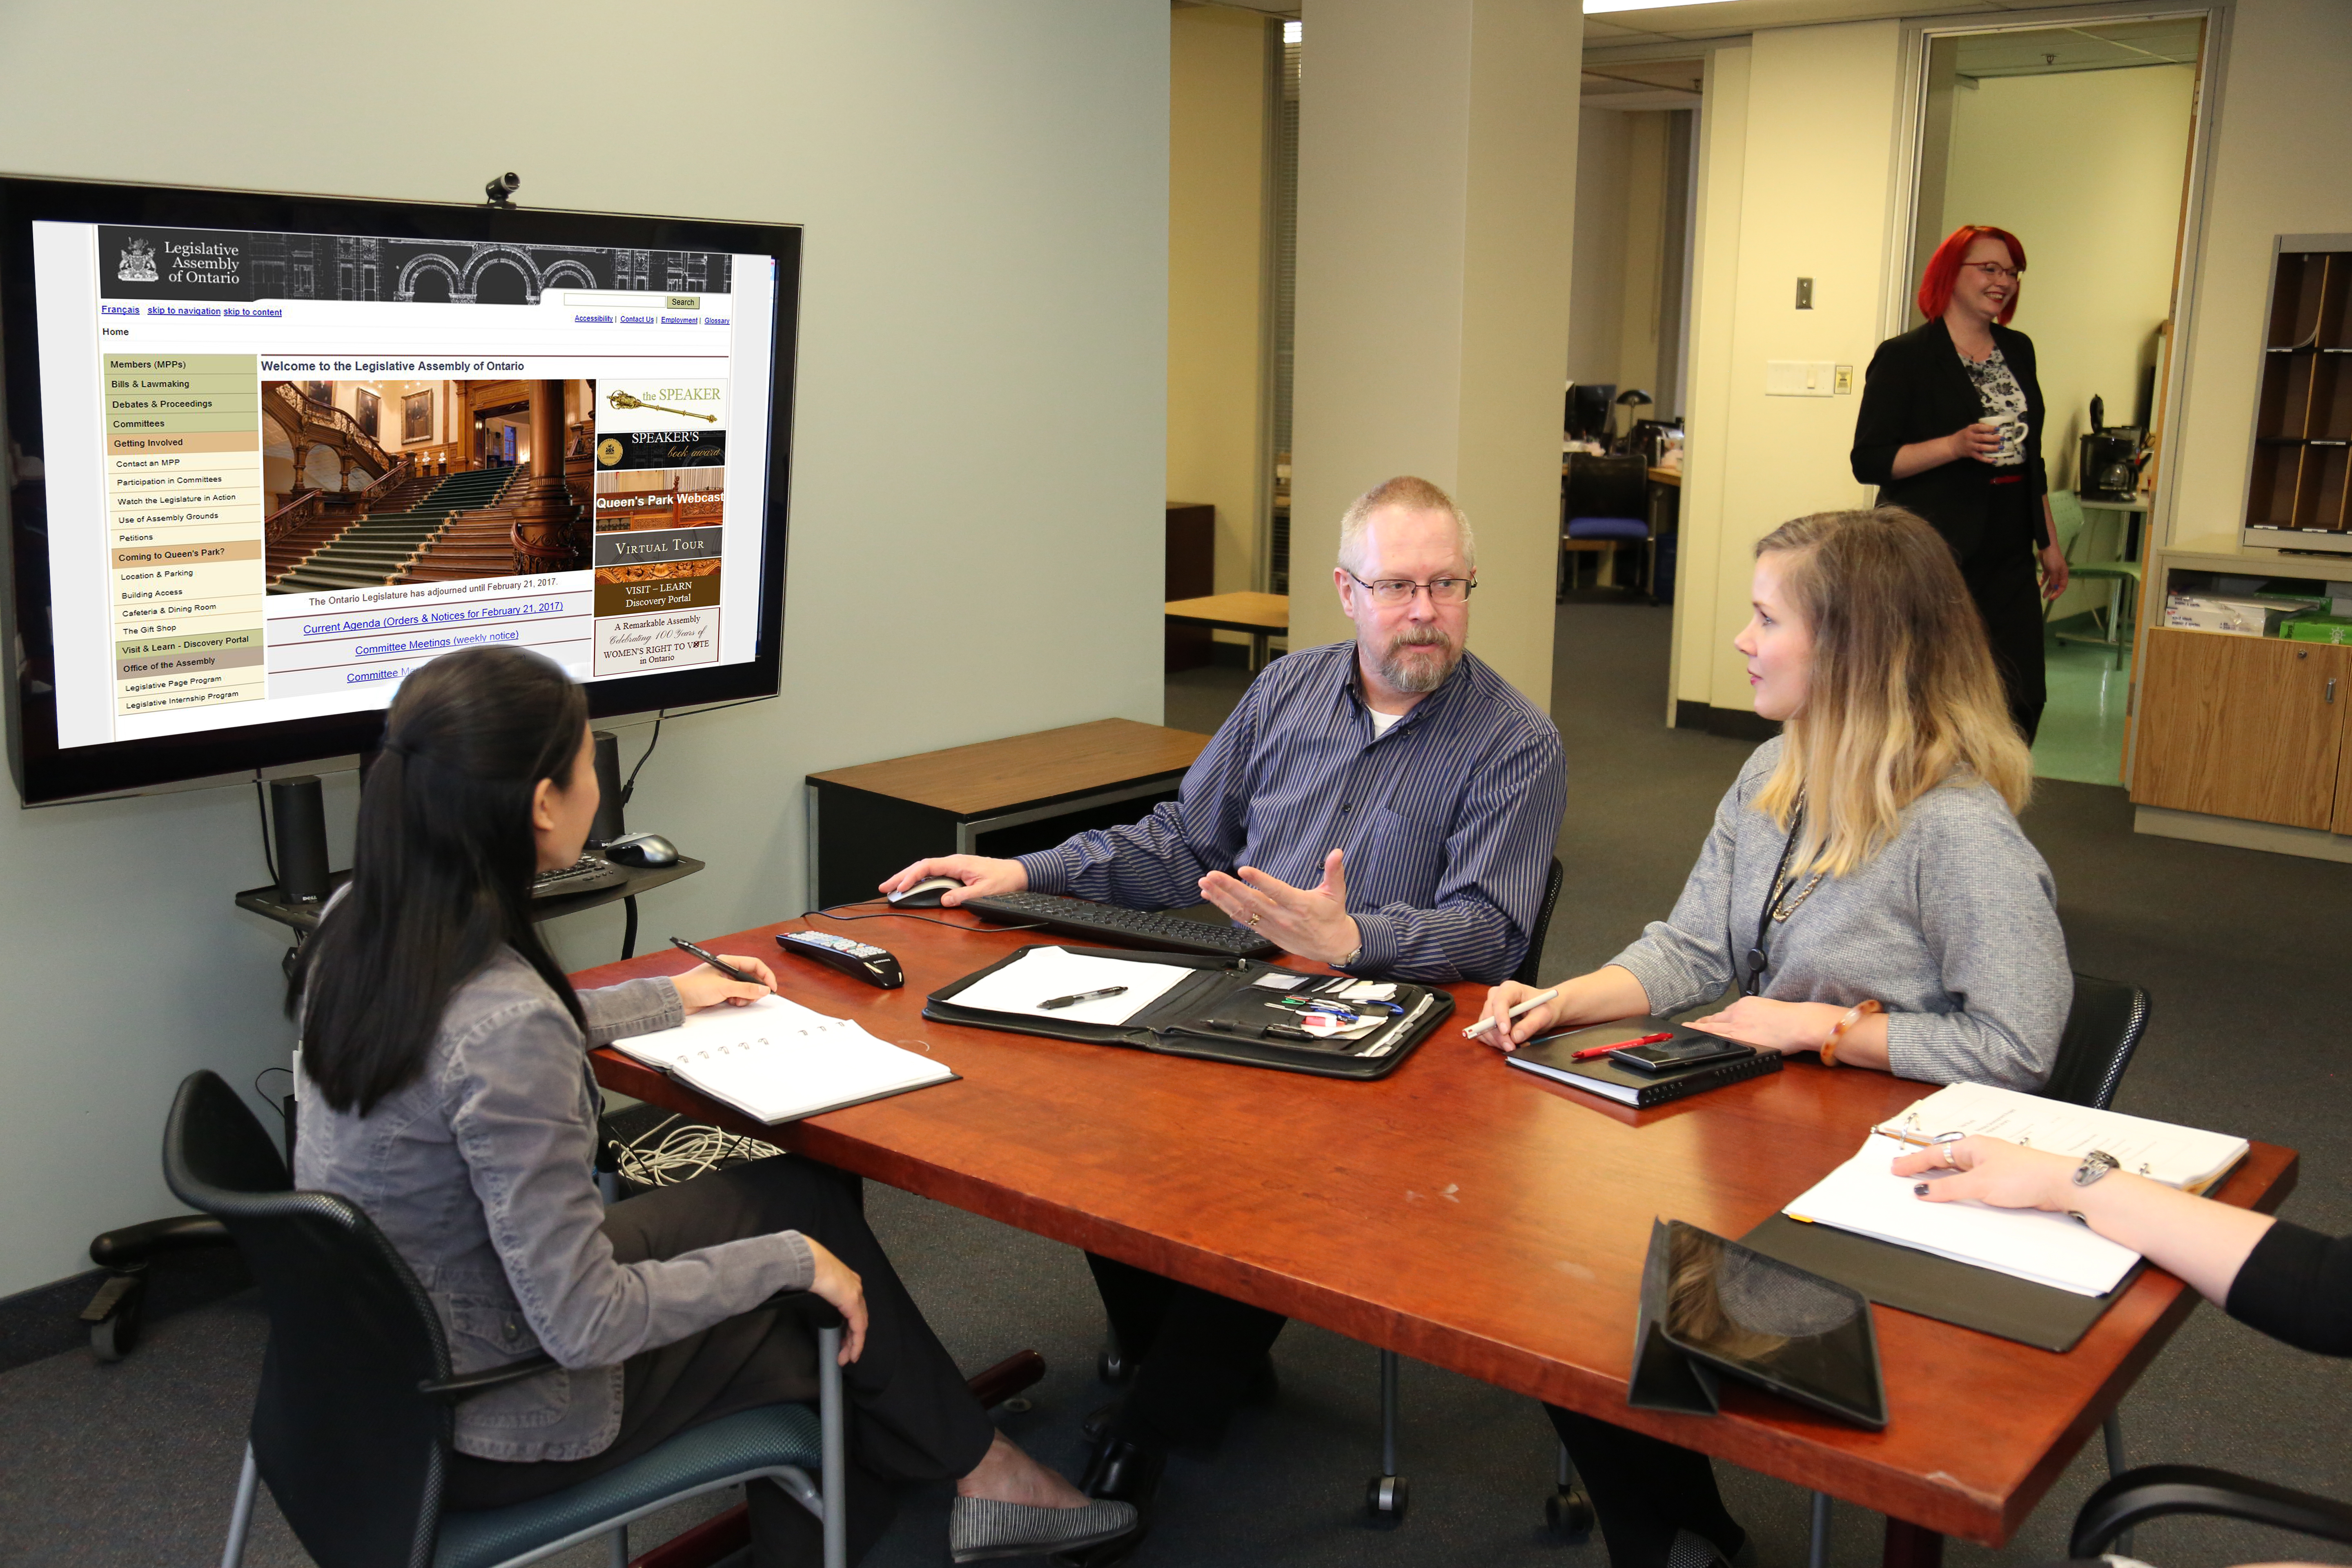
[889,875,963,908]
[603,832,680,869]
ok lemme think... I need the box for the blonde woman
[1476,506,2071,1568]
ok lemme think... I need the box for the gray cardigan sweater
[1609,738,2070,1089]
[294,952,816,1461]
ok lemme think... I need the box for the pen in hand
[1464,988,1559,1040]
[669,936,759,985]
[1040,985,1129,1011]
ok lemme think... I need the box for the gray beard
[1377,629,1459,694]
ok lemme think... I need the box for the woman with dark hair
[1474,508,2072,1568]
[292,646,1135,1566]
[1851,224,2071,742]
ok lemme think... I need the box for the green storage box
[2281,614,2352,645]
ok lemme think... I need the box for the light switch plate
[1765,360,1838,397]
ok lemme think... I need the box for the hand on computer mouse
[878,855,1028,907]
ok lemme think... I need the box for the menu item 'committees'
[1874,1082,2249,1193]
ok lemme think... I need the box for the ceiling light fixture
[1584,0,1735,13]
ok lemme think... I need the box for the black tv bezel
[0,174,800,805]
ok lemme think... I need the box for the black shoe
[1078,1436,1165,1512]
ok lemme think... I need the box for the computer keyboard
[532,853,631,900]
[959,891,1281,959]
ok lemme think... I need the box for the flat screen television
[0,175,800,804]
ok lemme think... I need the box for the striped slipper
[949,1496,1140,1563]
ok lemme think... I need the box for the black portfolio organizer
[922,944,1454,1080]
[1738,1213,2138,1354]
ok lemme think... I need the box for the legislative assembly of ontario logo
[117,239,158,284]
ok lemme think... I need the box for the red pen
[1570,1031,1674,1060]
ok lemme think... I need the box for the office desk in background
[581,911,2297,1561]
[1163,591,1287,672]
[803,719,1209,910]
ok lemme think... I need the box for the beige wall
[1292,0,1579,708]
[2168,0,2352,547]
[1673,23,1900,714]
[0,0,1167,1297]
[1168,5,1270,605]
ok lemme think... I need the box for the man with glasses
[879,474,1565,1527]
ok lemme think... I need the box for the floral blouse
[1959,348,2029,467]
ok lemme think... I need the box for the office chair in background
[1561,455,1655,600]
[2044,490,2142,670]
[162,1069,850,1568]
[2071,1464,2352,1561]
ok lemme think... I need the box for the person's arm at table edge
[1891,1137,2352,1356]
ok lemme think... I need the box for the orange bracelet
[1820,999,1882,1067]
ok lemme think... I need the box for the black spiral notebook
[1504,1017,1782,1106]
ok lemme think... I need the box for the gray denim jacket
[294,951,816,1461]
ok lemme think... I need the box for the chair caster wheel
[82,1270,146,1363]
[1546,1483,1595,1539]
[1366,1473,1409,1528]
[1096,1344,1135,1386]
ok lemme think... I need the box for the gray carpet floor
[4,605,2346,1567]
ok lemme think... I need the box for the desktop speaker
[591,731,627,847]
[270,775,332,903]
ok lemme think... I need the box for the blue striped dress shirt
[1016,640,1566,983]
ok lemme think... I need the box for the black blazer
[1850,317,2048,562]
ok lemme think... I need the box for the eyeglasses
[1963,261,2020,283]
[1345,572,1477,606]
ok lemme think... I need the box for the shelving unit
[2244,238,2352,548]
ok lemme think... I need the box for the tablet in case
[1627,1218,1887,1431]
[922,944,1454,1080]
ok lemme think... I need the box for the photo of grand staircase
[267,467,522,595]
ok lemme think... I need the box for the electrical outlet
[1834,364,1854,394]
[1795,277,1814,309]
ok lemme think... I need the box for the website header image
[595,467,723,533]
[98,225,734,307]
[267,376,597,597]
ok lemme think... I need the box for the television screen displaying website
[0,180,798,802]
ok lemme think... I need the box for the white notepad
[945,947,1196,1026]
[611,994,955,1125]
[1786,1133,2140,1297]
[1874,1082,2249,1193]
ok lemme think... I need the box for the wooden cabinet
[2132,629,2349,829]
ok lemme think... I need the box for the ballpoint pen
[1040,985,1129,1010]
[669,936,758,985]
[1463,989,1559,1040]
[1570,1031,1675,1061]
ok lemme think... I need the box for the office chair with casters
[161,1069,849,1568]
[2072,1465,2352,1560]
[1562,455,1654,598]
[1365,858,1588,1535]
[1795,971,2158,1568]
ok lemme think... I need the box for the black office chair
[1363,858,1577,1531]
[1512,857,1565,990]
[162,1069,848,1568]
[2041,971,2151,1113]
[2073,1465,2352,1560]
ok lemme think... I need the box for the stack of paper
[612,994,955,1125]
[1875,1083,2248,1193]
[1786,1134,2140,1297]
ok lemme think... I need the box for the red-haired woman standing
[1851,225,2070,742]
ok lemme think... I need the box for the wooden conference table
[581,912,2297,1560]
